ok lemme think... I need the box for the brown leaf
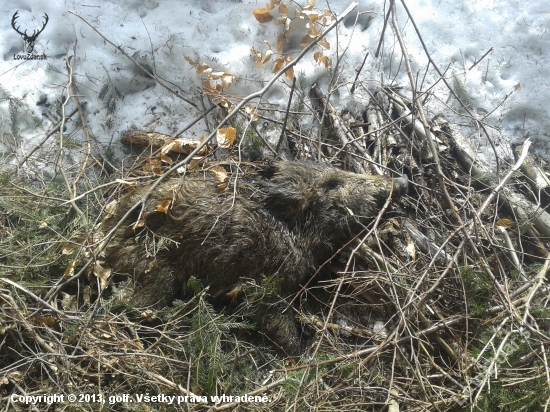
[61,292,78,311]
[252,8,273,23]
[158,153,173,164]
[203,80,222,92]
[64,260,77,278]
[259,49,273,66]
[222,74,235,90]
[133,220,145,229]
[279,2,288,17]
[217,127,237,148]
[184,56,197,66]
[285,56,294,81]
[94,261,112,291]
[318,37,330,50]
[285,66,294,81]
[196,63,211,75]
[272,56,285,73]
[155,200,172,214]
[497,218,515,228]
[244,106,259,122]
[210,166,228,183]
[300,34,314,48]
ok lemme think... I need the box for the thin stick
[276,76,296,154]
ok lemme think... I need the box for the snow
[1,0,549,167]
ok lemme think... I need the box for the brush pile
[2,4,550,412]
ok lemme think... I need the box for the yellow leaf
[497,218,515,228]
[272,56,285,72]
[196,63,211,75]
[208,71,225,80]
[217,127,237,148]
[319,37,330,50]
[62,243,75,255]
[244,106,259,122]
[252,8,273,23]
[64,260,77,278]
[222,74,235,90]
[300,34,314,48]
[133,219,145,229]
[93,261,112,291]
[279,2,288,16]
[266,1,275,10]
[323,7,331,15]
[308,25,320,37]
[184,56,197,66]
[61,292,78,311]
[274,16,288,25]
[296,9,301,18]
[210,166,228,183]
[155,200,171,214]
[259,49,273,66]
[285,66,294,81]
[158,153,173,164]
[203,80,222,92]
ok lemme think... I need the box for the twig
[276,76,296,154]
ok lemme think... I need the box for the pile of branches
[2,3,550,412]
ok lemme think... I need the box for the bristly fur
[100,161,407,355]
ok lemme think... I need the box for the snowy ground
[0,0,549,169]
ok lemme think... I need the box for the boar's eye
[322,179,343,192]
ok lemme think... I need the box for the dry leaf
[285,56,294,81]
[285,66,294,81]
[244,106,260,121]
[155,200,172,214]
[272,56,285,73]
[64,260,77,278]
[158,153,173,164]
[133,219,145,229]
[196,63,211,75]
[496,218,514,228]
[319,37,330,50]
[94,261,112,291]
[279,2,288,16]
[222,73,235,90]
[307,24,320,37]
[274,16,288,25]
[203,80,222,92]
[405,240,416,260]
[61,292,78,311]
[259,49,273,66]
[210,166,228,183]
[217,127,237,148]
[252,8,273,23]
[300,34,314,48]
[62,243,75,255]
[184,56,197,66]
[208,71,226,80]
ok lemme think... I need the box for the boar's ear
[260,180,315,221]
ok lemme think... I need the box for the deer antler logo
[11,11,49,54]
